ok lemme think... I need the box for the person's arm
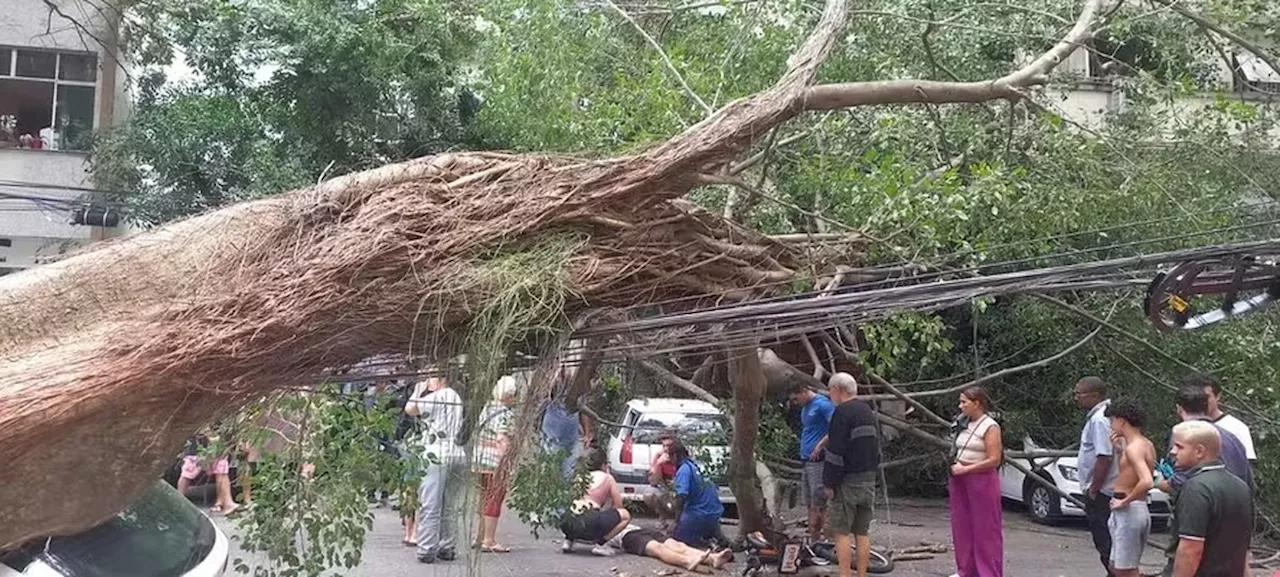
[649,451,669,486]
[957,423,1003,474]
[811,435,830,461]
[579,410,594,449]
[1170,538,1205,577]
[671,465,690,525]
[1171,486,1212,577]
[1086,418,1113,498]
[810,400,836,460]
[404,382,429,416]
[822,407,851,491]
[609,474,625,510]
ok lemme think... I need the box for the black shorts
[560,508,622,544]
[621,528,664,556]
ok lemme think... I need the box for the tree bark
[726,345,768,535]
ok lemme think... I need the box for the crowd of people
[169,360,1261,577]
[1069,374,1256,577]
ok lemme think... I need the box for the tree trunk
[726,346,768,535]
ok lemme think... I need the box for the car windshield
[634,412,730,445]
[0,482,216,577]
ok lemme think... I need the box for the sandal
[402,539,417,547]
[481,544,512,553]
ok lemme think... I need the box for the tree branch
[804,0,1105,109]
[866,372,951,427]
[1035,293,1280,428]
[856,324,1103,402]
[1150,0,1280,86]
[605,0,714,116]
[638,359,721,404]
[873,410,1085,508]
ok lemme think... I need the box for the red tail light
[620,435,634,464]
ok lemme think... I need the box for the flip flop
[482,545,512,553]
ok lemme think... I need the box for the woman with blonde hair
[473,375,521,553]
[948,386,1003,577]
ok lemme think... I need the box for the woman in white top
[948,386,1004,577]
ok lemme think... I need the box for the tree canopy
[41,0,1280,572]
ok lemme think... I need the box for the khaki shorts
[827,474,876,536]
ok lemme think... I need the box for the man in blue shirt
[541,368,593,480]
[669,441,725,548]
[790,382,836,539]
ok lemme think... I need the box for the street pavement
[212,498,1172,577]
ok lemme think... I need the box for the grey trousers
[415,456,469,558]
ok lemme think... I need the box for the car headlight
[1058,464,1078,482]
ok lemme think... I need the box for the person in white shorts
[1105,400,1157,577]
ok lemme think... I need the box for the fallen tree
[0,0,1111,549]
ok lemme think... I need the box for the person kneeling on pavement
[560,448,633,555]
[822,373,881,577]
[669,440,727,548]
[605,523,732,572]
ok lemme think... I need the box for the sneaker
[438,548,457,561]
[416,555,437,564]
[591,545,618,557]
[561,540,574,553]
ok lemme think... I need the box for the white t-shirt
[1215,414,1256,460]
[408,385,464,463]
[954,415,997,465]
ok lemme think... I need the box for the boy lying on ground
[606,524,733,572]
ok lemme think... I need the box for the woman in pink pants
[948,386,1004,577]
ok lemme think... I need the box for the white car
[999,438,1170,528]
[0,481,229,577]
[607,398,736,505]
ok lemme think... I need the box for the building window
[0,47,97,151]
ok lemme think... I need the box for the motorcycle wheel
[810,543,896,574]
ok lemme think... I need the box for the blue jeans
[543,437,583,481]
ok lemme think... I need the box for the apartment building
[0,0,128,275]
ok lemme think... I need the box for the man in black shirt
[1165,420,1253,577]
[822,373,881,577]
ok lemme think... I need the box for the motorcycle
[741,528,894,575]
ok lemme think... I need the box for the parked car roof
[625,398,721,414]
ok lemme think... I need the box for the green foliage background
[82,0,1280,570]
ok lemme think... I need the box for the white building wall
[0,0,125,273]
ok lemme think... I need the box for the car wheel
[1024,481,1060,525]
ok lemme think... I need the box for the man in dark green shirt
[1165,421,1253,577]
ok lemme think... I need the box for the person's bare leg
[215,473,239,512]
[177,476,192,498]
[854,534,871,577]
[1114,568,1139,577]
[809,507,825,540]
[650,540,709,571]
[833,532,853,577]
[241,469,252,505]
[481,515,505,548]
[403,512,417,545]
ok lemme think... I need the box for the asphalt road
[212,498,1172,577]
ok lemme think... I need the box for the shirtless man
[1105,400,1157,577]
